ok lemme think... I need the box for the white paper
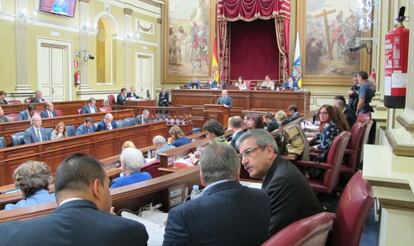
[391,71,407,88]
[240,181,263,189]
[384,76,392,96]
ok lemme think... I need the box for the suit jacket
[127,92,140,99]
[81,105,98,114]
[262,155,321,235]
[158,92,170,106]
[96,120,118,131]
[344,105,356,129]
[18,110,31,121]
[76,124,96,135]
[40,110,57,118]
[230,129,245,150]
[24,126,50,144]
[117,93,127,105]
[0,200,148,246]
[217,96,233,108]
[163,181,270,246]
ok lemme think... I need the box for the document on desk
[121,211,166,246]
[240,180,262,189]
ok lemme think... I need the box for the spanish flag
[212,37,219,82]
[293,33,302,88]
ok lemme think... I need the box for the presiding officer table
[171,89,311,127]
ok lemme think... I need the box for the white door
[135,53,154,99]
[38,41,70,101]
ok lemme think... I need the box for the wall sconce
[76,50,94,62]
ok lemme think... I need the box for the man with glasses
[237,129,321,236]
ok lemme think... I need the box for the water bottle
[190,185,201,200]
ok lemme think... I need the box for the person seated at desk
[227,116,245,150]
[169,125,191,147]
[153,135,176,160]
[334,95,356,129]
[117,88,127,105]
[4,160,55,210]
[0,153,149,245]
[203,119,227,144]
[96,113,117,131]
[235,76,248,90]
[281,77,299,90]
[206,77,218,89]
[0,106,9,123]
[217,90,232,108]
[24,114,50,144]
[275,110,288,127]
[81,97,99,114]
[40,102,57,118]
[76,117,95,135]
[263,112,279,132]
[136,109,151,124]
[50,121,68,140]
[110,148,151,189]
[187,77,201,89]
[18,104,36,121]
[284,104,301,124]
[245,114,265,130]
[30,90,46,103]
[260,75,275,90]
[0,90,8,104]
[158,87,170,107]
[127,87,141,99]
[163,143,270,246]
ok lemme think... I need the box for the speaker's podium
[203,104,230,128]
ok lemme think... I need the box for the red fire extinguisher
[384,7,409,108]
[74,61,80,86]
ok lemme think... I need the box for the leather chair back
[65,125,77,137]
[322,131,351,192]
[100,106,112,112]
[55,109,63,117]
[6,113,19,122]
[141,160,162,178]
[262,212,335,246]
[331,171,373,246]
[342,122,366,173]
[11,132,26,146]
[8,99,22,104]
[107,95,116,105]
[44,128,53,140]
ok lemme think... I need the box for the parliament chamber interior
[0,0,414,245]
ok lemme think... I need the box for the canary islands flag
[212,37,219,82]
[293,33,302,88]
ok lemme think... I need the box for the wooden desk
[171,89,310,127]
[158,138,210,168]
[125,100,156,107]
[0,109,136,146]
[0,166,200,223]
[0,122,168,186]
[2,99,104,115]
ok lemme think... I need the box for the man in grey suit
[40,102,58,118]
[163,143,270,246]
[81,97,99,114]
[0,153,149,246]
[238,129,321,236]
[24,114,50,144]
[217,90,233,108]
[152,135,175,160]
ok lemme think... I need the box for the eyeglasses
[239,147,261,159]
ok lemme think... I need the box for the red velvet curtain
[218,0,290,21]
[229,19,279,80]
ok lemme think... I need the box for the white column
[78,0,91,91]
[14,0,31,93]
[124,8,133,89]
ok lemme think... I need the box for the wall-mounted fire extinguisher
[74,61,80,86]
[384,7,409,108]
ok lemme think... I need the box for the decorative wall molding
[136,19,155,35]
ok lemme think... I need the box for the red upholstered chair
[54,109,63,117]
[340,121,367,174]
[100,106,112,112]
[329,171,374,246]
[141,160,162,178]
[293,131,351,194]
[262,212,335,246]
[8,99,22,104]
[108,95,116,105]
[6,113,19,122]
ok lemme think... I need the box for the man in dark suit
[158,88,170,107]
[238,129,321,236]
[96,113,117,131]
[117,88,127,105]
[217,89,232,108]
[18,104,36,121]
[0,153,148,245]
[24,114,50,144]
[284,104,301,124]
[227,116,245,151]
[136,109,150,124]
[76,117,95,135]
[163,143,270,246]
[30,90,46,103]
[334,95,356,129]
[127,87,141,99]
[81,97,99,114]
[40,102,57,118]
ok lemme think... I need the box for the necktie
[36,128,42,142]
[49,111,52,118]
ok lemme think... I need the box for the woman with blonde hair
[50,121,67,140]
[275,110,288,127]
[122,140,136,150]
[169,125,191,147]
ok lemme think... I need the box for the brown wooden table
[125,99,156,107]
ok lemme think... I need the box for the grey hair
[13,161,51,198]
[199,143,240,184]
[236,129,279,153]
[120,148,145,172]
[104,113,113,120]
[152,135,167,146]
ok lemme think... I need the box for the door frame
[36,38,73,101]
[135,52,154,99]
